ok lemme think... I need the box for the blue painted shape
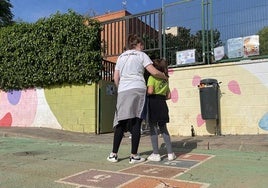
[259,112,268,131]
[7,90,21,105]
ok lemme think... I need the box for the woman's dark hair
[127,34,144,49]
[153,59,169,77]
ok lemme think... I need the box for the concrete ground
[1,127,268,188]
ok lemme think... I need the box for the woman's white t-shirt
[115,49,153,92]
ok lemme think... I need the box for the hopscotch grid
[56,169,138,188]
[56,170,90,187]
[173,154,216,179]
[117,174,211,188]
[56,153,214,188]
[57,169,209,188]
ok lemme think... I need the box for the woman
[107,34,167,164]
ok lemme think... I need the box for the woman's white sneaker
[129,155,145,164]
[147,153,161,162]
[107,153,118,163]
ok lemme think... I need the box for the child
[146,59,176,162]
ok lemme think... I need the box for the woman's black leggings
[112,117,142,154]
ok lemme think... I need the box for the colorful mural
[0,61,267,135]
[167,60,268,135]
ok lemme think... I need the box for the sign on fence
[243,35,259,57]
[214,46,225,61]
[176,49,196,65]
[227,37,244,58]
[227,35,259,58]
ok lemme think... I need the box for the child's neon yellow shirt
[147,76,170,96]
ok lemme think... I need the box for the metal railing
[101,59,115,82]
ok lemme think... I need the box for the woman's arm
[113,70,120,87]
[145,64,167,80]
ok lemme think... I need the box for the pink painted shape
[197,114,205,127]
[0,112,12,127]
[168,68,174,75]
[0,89,37,127]
[171,88,178,103]
[192,75,201,87]
[228,80,241,95]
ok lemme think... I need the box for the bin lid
[200,78,218,85]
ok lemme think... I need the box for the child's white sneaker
[147,153,161,162]
[168,153,176,161]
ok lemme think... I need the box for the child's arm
[166,86,171,100]
[166,90,171,100]
[147,85,154,95]
[147,75,154,95]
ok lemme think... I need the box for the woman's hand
[146,64,167,80]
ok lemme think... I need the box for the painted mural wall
[167,60,268,136]
[0,61,267,136]
[0,84,97,133]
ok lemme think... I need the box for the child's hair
[127,34,144,49]
[153,59,169,77]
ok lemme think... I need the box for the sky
[10,0,173,23]
[8,0,268,43]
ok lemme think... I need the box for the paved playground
[1,127,268,188]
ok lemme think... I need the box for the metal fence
[163,0,268,66]
[100,0,268,80]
